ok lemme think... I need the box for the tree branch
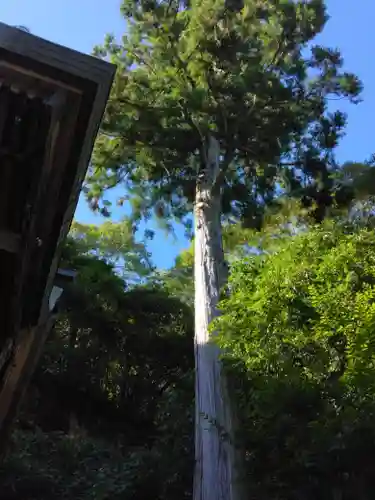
[211,147,235,194]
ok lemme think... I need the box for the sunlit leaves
[88,0,361,233]
[212,222,375,497]
[68,220,154,281]
[215,223,375,386]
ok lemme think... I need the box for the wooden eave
[0,23,115,345]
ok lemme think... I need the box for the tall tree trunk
[193,136,239,500]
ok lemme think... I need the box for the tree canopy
[87,0,361,230]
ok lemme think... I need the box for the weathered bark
[193,136,239,500]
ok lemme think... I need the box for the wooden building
[0,23,115,453]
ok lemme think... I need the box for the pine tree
[88,1,361,498]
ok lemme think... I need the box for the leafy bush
[1,430,137,499]
[2,404,193,500]
[215,223,375,499]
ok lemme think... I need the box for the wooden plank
[0,60,82,97]
[0,328,36,426]
[0,86,12,229]
[0,23,115,88]
[19,89,82,326]
[0,85,10,140]
[0,91,52,234]
[7,97,52,336]
[0,315,56,457]
[0,338,13,374]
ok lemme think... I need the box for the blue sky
[1,0,373,268]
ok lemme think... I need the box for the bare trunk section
[193,136,239,500]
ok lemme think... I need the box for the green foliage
[88,0,361,230]
[153,224,258,304]
[4,226,194,500]
[1,431,133,499]
[214,223,375,498]
[1,428,192,500]
[37,232,193,438]
[68,220,154,280]
[338,161,375,201]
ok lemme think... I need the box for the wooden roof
[0,24,115,348]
